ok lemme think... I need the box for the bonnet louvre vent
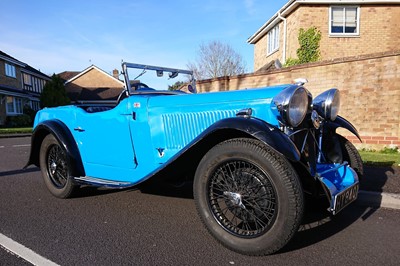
[162,110,237,149]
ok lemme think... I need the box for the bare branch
[187,40,247,80]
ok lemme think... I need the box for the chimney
[112,69,119,79]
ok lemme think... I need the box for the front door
[73,102,136,181]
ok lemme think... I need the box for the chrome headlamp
[313,89,340,121]
[272,86,309,127]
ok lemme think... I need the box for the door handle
[74,127,85,132]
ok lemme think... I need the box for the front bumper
[316,162,359,215]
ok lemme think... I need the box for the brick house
[58,65,124,104]
[247,0,400,71]
[0,51,50,126]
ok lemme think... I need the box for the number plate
[332,183,359,215]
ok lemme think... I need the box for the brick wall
[72,68,123,88]
[0,60,23,125]
[197,51,400,150]
[254,4,400,72]
[0,59,22,89]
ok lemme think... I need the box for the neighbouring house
[58,65,124,104]
[247,0,400,71]
[0,50,51,126]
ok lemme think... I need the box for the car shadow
[0,167,40,177]
[131,173,385,254]
[278,196,378,253]
[17,165,386,252]
[72,186,139,198]
[361,165,397,193]
[136,178,194,199]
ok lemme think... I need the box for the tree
[168,81,186,91]
[188,40,247,80]
[40,74,70,108]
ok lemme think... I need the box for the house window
[5,63,16,78]
[23,73,32,85]
[6,96,23,115]
[30,100,40,111]
[330,6,359,35]
[267,24,280,54]
[23,73,33,91]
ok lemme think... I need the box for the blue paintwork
[31,81,362,214]
[317,163,358,193]
[33,85,288,185]
[32,83,361,214]
[316,163,359,214]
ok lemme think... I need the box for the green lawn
[359,150,400,167]
[0,127,33,134]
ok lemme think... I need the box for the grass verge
[0,127,33,134]
[359,150,400,167]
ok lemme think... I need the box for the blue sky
[0,0,288,77]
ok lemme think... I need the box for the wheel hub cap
[224,191,246,209]
[50,161,57,175]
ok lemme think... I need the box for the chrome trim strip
[74,176,134,188]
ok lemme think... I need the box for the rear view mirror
[169,72,178,79]
[188,84,197,94]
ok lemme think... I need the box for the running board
[73,176,135,188]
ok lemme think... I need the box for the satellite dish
[274,59,282,69]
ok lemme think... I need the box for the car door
[73,101,137,181]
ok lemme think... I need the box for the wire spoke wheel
[208,160,277,237]
[194,138,303,255]
[47,144,69,188]
[40,134,77,198]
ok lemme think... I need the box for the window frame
[30,100,40,111]
[267,24,280,55]
[5,63,17,78]
[6,96,23,115]
[329,5,360,37]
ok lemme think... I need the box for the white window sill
[267,48,279,57]
[329,33,360,38]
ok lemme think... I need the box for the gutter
[277,12,287,63]
[247,0,296,44]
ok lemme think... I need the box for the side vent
[162,110,237,149]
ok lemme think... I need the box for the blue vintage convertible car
[27,62,362,255]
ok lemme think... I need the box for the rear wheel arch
[27,120,85,177]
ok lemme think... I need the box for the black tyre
[193,138,304,255]
[39,134,77,198]
[338,134,364,179]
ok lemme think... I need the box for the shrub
[23,106,37,122]
[284,58,300,67]
[284,27,321,67]
[6,114,32,127]
[381,147,399,154]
